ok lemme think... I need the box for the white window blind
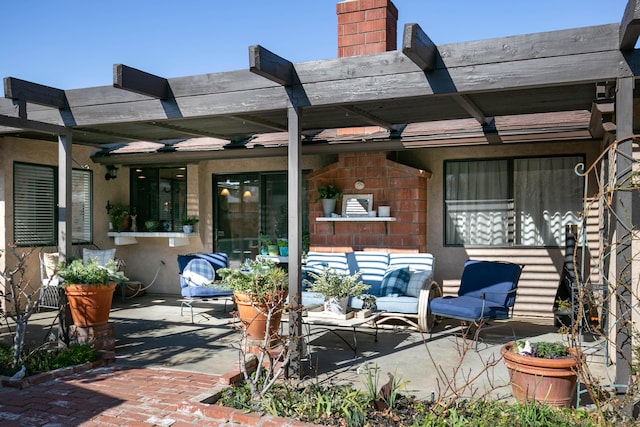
[72,169,92,243]
[14,163,56,246]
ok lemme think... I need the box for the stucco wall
[397,139,603,319]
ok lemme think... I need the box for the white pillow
[406,271,432,298]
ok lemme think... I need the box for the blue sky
[1,0,630,89]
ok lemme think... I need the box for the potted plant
[259,234,273,255]
[277,238,288,257]
[218,260,288,342]
[57,259,128,327]
[108,203,131,232]
[183,215,199,233]
[304,269,369,315]
[501,340,581,408]
[316,184,342,217]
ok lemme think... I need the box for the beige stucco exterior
[0,134,613,319]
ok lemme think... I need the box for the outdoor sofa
[301,251,438,332]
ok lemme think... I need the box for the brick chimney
[337,0,398,57]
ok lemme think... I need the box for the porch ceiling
[2,4,640,155]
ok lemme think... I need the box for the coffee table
[283,308,381,358]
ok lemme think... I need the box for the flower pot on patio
[65,282,117,327]
[324,296,349,315]
[233,290,285,341]
[501,342,580,408]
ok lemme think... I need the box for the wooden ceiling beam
[402,23,436,72]
[3,77,67,108]
[249,45,294,86]
[450,94,488,126]
[338,105,395,130]
[0,114,67,135]
[228,114,287,132]
[74,126,162,143]
[147,121,230,139]
[113,64,169,99]
[620,0,640,50]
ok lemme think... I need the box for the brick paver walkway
[0,366,316,426]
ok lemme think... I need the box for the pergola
[2,1,640,381]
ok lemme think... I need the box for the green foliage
[218,260,288,304]
[305,269,369,298]
[0,343,98,376]
[316,184,342,201]
[259,234,273,250]
[57,258,128,286]
[183,215,199,226]
[277,239,288,247]
[515,340,570,359]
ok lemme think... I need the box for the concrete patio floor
[6,293,612,402]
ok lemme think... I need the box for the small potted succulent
[259,234,273,255]
[183,216,199,233]
[277,238,288,257]
[501,340,581,408]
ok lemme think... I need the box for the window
[13,163,93,246]
[444,155,584,247]
[72,169,92,243]
[14,163,56,246]
[214,172,308,264]
[130,166,187,231]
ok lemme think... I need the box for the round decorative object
[354,180,365,190]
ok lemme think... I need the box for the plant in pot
[316,184,342,217]
[108,203,131,232]
[218,260,288,342]
[183,215,199,233]
[304,268,369,315]
[277,238,288,257]
[501,340,581,408]
[258,234,273,255]
[57,259,128,327]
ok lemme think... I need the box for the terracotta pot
[501,342,580,408]
[65,282,116,327]
[233,291,284,341]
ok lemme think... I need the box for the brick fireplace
[308,152,430,252]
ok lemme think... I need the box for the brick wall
[308,152,430,252]
[337,0,398,57]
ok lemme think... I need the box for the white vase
[324,296,349,314]
[321,199,337,217]
[183,224,193,233]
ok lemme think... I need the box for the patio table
[283,307,381,359]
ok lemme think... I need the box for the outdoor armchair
[428,260,524,349]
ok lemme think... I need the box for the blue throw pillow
[380,267,410,296]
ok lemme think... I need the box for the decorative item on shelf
[183,215,199,233]
[218,260,288,342]
[57,259,128,327]
[130,214,137,232]
[144,220,159,232]
[160,220,171,231]
[304,269,369,316]
[501,340,581,408]
[259,234,273,255]
[342,194,373,217]
[277,238,288,257]
[107,203,131,232]
[316,184,342,217]
[378,206,391,217]
[354,180,365,190]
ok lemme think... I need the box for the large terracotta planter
[65,282,116,327]
[233,291,284,341]
[501,342,580,408]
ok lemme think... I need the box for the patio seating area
[2,293,612,402]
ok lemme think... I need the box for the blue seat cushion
[182,285,232,298]
[429,295,510,321]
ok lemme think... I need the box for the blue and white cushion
[380,267,410,296]
[82,248,116,266]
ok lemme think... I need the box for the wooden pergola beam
[620,0,640,50]
[402,23,436,72]
[113,64,169,99]
[147,121,230,139]
[451,94,488,126]
[3,77,67,108]
[228,114,287,132]
[249,45,294,86]
[338,105,395,130]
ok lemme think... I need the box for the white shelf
[315,217,396,222]
[108,232,199,247]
